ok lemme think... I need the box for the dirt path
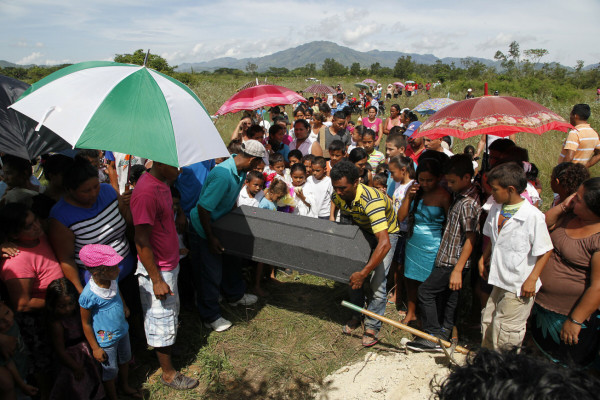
[316,350,466,400]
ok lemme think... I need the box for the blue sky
[1,0,598,67]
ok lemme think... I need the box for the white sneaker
[229,293,258,306]
[204,317,232,332]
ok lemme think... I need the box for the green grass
[128,77,599,399]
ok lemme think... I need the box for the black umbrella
[0,75,71,159]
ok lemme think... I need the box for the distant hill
[177,41,501,72]
[0,60,21,68]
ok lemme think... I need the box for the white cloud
[17,41,28,47]
[44,58,72,65]
[17,52,43,64]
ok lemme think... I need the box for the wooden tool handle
[341,300,470,355]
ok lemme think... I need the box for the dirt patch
[316,350,466,400]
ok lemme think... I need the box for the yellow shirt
[332,183,399,235]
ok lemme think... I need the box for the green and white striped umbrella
[9,61,228,167]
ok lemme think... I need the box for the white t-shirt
[292,184,316,218]
[305,175,333,218]
[483,200,553,296]
[289,137,316,157]
[525,182,541,206]
[111,152,145,194]
[237,186,264,207]
[393,180,414,232]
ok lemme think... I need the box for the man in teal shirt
[190,140,266,332]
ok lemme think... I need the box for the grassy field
[130,76,599,399]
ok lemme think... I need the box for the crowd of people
[0,92,599,398]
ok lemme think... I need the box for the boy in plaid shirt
[407,154,481,352]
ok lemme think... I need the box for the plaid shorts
[137,262,180,348]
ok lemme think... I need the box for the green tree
[350,62,361,76]
[266,67,290,76]
[321,58,348,76]
[245,62,258,75]
[523,49,548,65]
[370,62,382,76]
[114,49,176,74]
[393,56,414,78]
[461,58,486,79]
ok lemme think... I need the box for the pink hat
[79,244,123,268]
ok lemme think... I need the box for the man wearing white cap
[189,140,266,332]
[465,88,475,99]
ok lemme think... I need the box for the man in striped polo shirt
[558,104,600,167]
[331,160,399,347]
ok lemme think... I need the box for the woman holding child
[533,177,600,367]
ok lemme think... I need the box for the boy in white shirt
[237,171,265,207]
[479,162,553,351]
[304,156,333,220]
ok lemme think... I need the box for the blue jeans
[188,229,246,323]
[348,232,399,331]
[101,332,131,381]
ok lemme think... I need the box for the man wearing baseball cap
[465,88,475,99]
[189,140,266,332]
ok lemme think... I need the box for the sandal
[362,329,379,347]
[342,317,361,335]
[161,372,199,390]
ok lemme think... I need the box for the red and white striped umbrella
[215,84,306,116]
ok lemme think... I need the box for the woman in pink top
[384,104,402,136]
[0,202,64,381]
[361,106,384,147]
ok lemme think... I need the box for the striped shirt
[332,183,399,235]
[367,149,386,169]
[559,123,600,164]
[50,183,130,268]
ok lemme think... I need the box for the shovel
[341,301,469,358]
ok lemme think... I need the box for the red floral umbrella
[413,96,572,140]
[216,84,306,116]
[304,84,337,94]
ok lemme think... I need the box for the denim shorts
[101,332,131,381]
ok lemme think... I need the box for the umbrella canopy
[354,82,369,90]
[405,80,415,84]
[9,61,227,168]
[304,84,337,95]
[0,75,71,159]
[413,96,573,140]
[414,98,457,116]
[362,79,377,84]
[393,82,405,88]
[238,78,268,92]
[216,84,306,116]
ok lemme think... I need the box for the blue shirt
[275,143,290,163]
[79,282,128,348]
[175,159,215,217]
[258,197,277,211]
[191,155,246,239]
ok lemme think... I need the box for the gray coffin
[211,206,374,283]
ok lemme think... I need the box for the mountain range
[176,41,502,72]
[2,41,596,72]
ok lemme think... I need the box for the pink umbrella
[393,81,405,88]
[216,84,307,116]
[362,79,377,84]
[412,96,572,140]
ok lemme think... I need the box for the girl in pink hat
[78,244,141,399]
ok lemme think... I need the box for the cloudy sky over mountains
[2,0,597,67]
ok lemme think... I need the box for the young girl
[47,278,105,400]
[290,164,316,218]
[265,153,290,184]
[549,162,590,207]
[361,129,385,169]
[301,154,314,176]
[386,156,415,311]
[397,158,451,325]
[255,179,290,295]
[78,244,140,400]
[349,147,373,187]
[372,172,388,194]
